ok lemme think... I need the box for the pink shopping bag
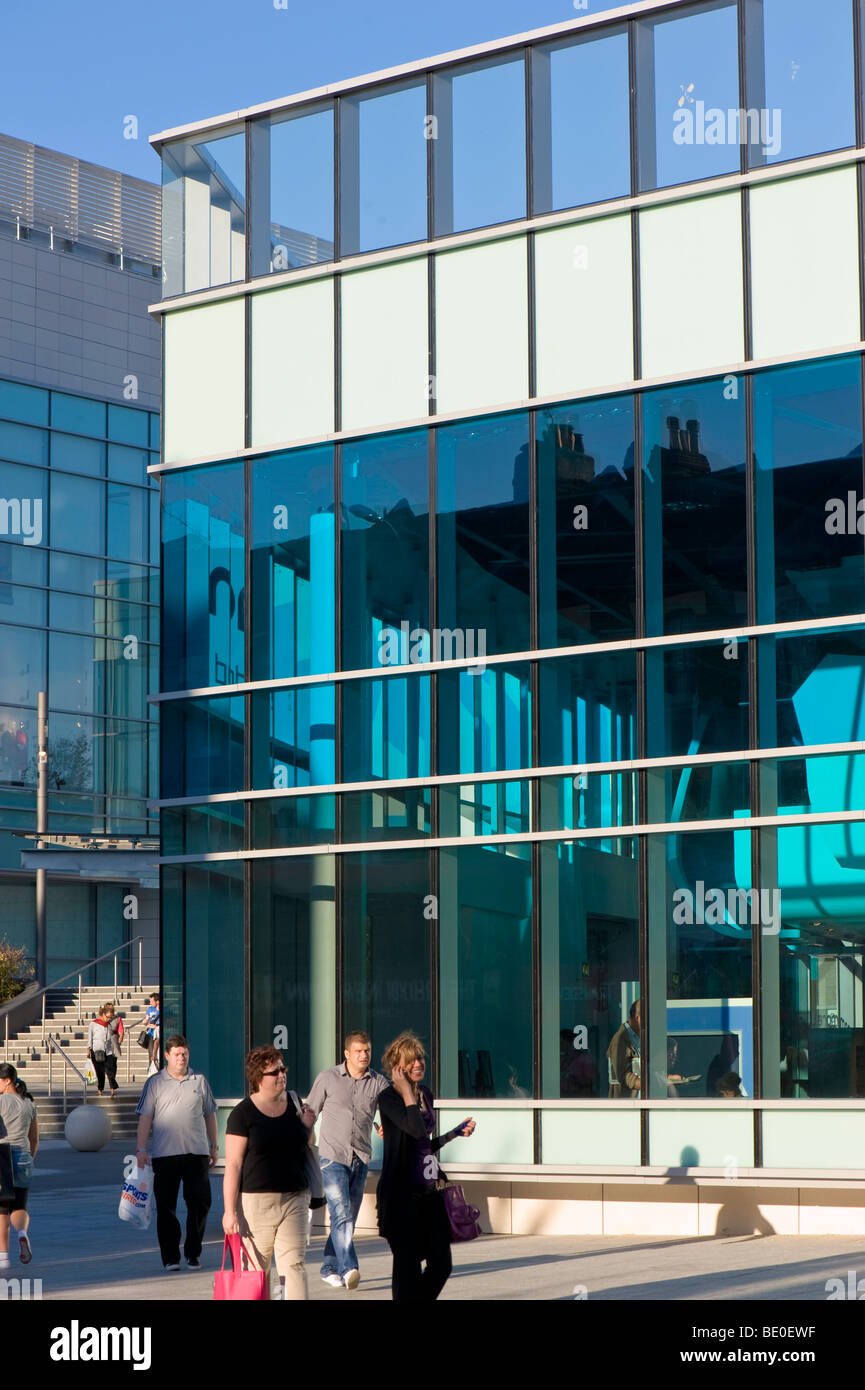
[213,1233,269,1301]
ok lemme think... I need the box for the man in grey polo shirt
[135,1034,218,1272]
[306,1030,388,1291]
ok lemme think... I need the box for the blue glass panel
[250,447,333,681]
[0,420,48,466]
[646,638,750,758]
[149,414,160,450]
[350,82,427,254]
[0,625,45,705]
[107,484,148,564]
[537,396,635,648]
[438,57,527,235]
[756,0,854,166]
[108,403,150,446]
[439,841,533,1099]
[342,429,428,672]
[163,463,245,691]
[437,413,531,658]
[646,827,754,1100]
[50,473,104,556]
[342,673,431,784]
[538,29,631,213]
[51,432,105,476]
[754,356,863,626]
[639,2,740,191]
[758,627,865,752]
[643,375,747,636]
[0,706,35,787]
[51,393,106,437]
[438,663,531,780]
[161,696,244,799]
[0,584,46,627]
[0,462,47,548]
[342,849,432,1058]
[108,444,149,486]
[0,380,49,426]
[262,107,334,272]
[251,685,335,795]
[540,837,640,1097]
[49,633,101,714]
[51,552,104,597]
[0,540,46,586]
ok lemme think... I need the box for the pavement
[9,1139,865,1302]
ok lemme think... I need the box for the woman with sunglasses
[223,1046,316,1299]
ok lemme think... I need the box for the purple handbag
[441,1182,482,1242]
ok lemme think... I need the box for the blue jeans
[319,1155,368,1279]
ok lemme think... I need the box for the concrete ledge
[347,1172,865,1237]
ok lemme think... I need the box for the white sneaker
[344,1269,360,1291]
[0,1252,9,1270]
[321,1273,343,1288]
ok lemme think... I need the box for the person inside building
[606,1000,641,1098]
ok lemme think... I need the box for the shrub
[0,938,35,1005]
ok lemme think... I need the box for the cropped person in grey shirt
[0,1063,38,1268]
[305,1030,388,1291]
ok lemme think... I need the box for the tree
[0,937,34,1005]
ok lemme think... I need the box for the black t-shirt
[225,1097,309,1194]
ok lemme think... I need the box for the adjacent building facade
[152,0,865,1232]
[0,134,161,987]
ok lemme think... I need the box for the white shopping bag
[84,1060,96,1085]
[118,1164,153,1230]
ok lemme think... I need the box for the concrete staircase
[3,984,156,1139]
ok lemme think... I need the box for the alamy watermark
[672,881,781,935]
[0,498,42,545]
[378,621,487,673]
[673,101,782,158]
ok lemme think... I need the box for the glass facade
[157,3,865,1173]
[0,377,159,972]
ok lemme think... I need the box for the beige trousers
[239,1188,309,1301]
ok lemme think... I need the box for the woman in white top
[87,1001,122,1098]
[0,1062,38,1267]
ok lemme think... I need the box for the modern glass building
[153,0,865,1232]
[0,135,161,985]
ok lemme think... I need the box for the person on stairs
[87,1001,122,1098]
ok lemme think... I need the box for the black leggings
[93,1055,117,1093]
[387,1190,453,1301]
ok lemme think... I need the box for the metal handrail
[46,1033,88,1115]
[2,935,147,1058]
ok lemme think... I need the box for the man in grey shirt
[305,1030,388,1291]
[135,1034,218,1272]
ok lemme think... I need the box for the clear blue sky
[1,0,604,183]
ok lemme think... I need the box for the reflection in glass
[759,628,865,752]
[643,376,747,636]
[439,842,532,1098]
[342,673,430,786]
[342,430,428,672]
[50,473,104,556]
[646,639,750,759]
[646,827,754,1100]
[434,57,526,235]
[534,29,631,214]
[437,413,530,658]
[250,447,333,682]
[163,463,245,692]
[161,130,246,296]
[537,397,635,648]
[748,0,854,167]
[754,356,863,626]
[343,849,431,1059]
[341,83,427,254]
[637,2,740,191]
[251,685,335,796]
[160,695,244,800]
[252,106,334,275]
[541,837,639,1097]
[250,854,335,1089]
[0,626,45,707]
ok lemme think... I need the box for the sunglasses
[262,1066,287,1077]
